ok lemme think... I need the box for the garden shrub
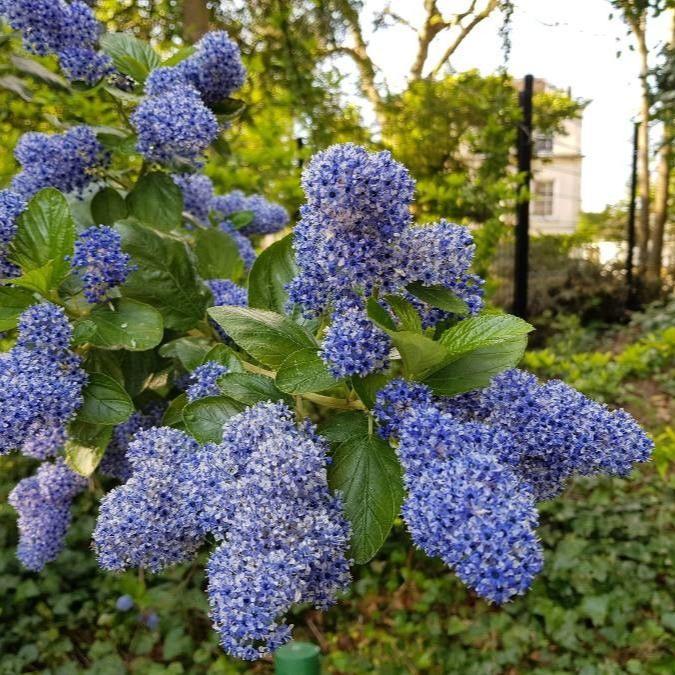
[0,1,655,664]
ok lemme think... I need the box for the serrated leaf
[65,421,113,477]
[407,283,470,315]
[117,222,208,331]
[91,187,128,226]
[72,299,163,351]
[160,337,213,371]
[100,33,161,83]
[126,172,183,231]
[163,393,188,429]
[217,372,290,406]
[0,286,36,330]
[385,295,423,333]
[276,348,341,394]
[194,228,243,281]
[388,330,451,379]
[77,373,134,425]
[182,395,245,443]
[328,433,404,564]
[248,234,297,314]
[439,314,533,359]
[9,188,75,289]
[202,344,244,373]
[423,336,528,396]
[207,306,317,369]
[366,296,396,331]
[319,412,369,444]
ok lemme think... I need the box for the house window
[532,180,554,216]
[534,133,554,155]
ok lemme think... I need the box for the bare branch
[430,0,500,79]
[410,0,449,80]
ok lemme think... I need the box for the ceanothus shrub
[0,2,652,662]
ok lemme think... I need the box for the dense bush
[0,1,657,667]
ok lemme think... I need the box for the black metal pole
[513,74,533,319]
[626,121,639,308]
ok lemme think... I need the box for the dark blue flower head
[373,378,434,440]
[1,303,87,456]
[172,173,214,223]
[321,293,391,378]
[11,126,108,198]
[0,189,27,278]
[217,221,257,270]
[186,361,229,402]
[70,225,133,303]
[180,31,246,105]
[8,458,86,570]
[212,191,289,237]
[58,47,113,85]
[93,427,205,572]
[132,85,219,165]
[100,402,167,481]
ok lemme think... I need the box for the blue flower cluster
[211,190,290,237]
[186,361,229,402]
[441,369,654,500]
[11,126,108,199]
[8,458,87,570]
[172,173,214,223]
[21,424,67,460]
[218,221,257,270]
[132,85,219,165]
[372,373,651,602]
[0,0,112,84]
[206,278,248,341]
[286,144,484,376]
[145,31,245,105]
[0,189,26,278]
[70,225,133,303]
[100,402,167,481]
[287,143,415,316]
[0,303,87,456]
[321,293,391,378]
[93,402,350,660]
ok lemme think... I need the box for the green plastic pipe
[274,641,321,674]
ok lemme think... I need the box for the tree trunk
[647,123,672,280]
[634,19,651,277]
[183,0,210,44]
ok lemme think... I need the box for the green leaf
[9,188,74,289]
[100,33,161,83]
[319,412,369,444]
[163,393,188,429]
[217,372,290,407]
[162,46,196,67]
[211,98,247,117]
[91,187,128,226]
[328,433,404,564]
[423,336,528,396]
[276,348,341,394]
[248,234,297,314]
[72,299,164,351]
[182,396,245,443]
[228,210,254,229]
[118,350,168,398]
[351,373,391,409]
[389,331,451,380]
[159,337,213,371]
[366,297,396,331]
[438,313,533,359]
[202,344,244,373]
[207,306,317,369]
[407,283,470,315]
[65,422,113,477]
[385,295,423,333]
[0,286,36,331]
[117,222,209,331]
[77,373,134,425]
[0,74,33,101]
[7,263,55,295]
[126,173,183,231]
[194,228,243,281]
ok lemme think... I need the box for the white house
[523,79,584,236]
